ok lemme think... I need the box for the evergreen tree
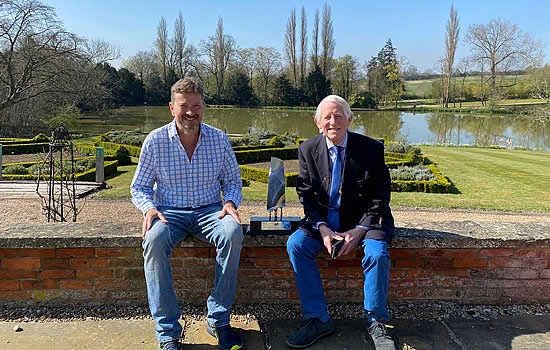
[304,65,331,106]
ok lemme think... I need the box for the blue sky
[45,0,549,72]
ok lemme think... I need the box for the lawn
[99,148,550,212]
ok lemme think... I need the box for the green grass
[97,148,550,213]
[391,146,550,212]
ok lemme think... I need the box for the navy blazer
[296,131,394,243]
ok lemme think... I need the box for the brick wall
[1,245,549,304]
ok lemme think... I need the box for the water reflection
[76,107,549,152]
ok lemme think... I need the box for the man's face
[169,92,205,134]
[315,101,352,145]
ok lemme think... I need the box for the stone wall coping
[1,221,549,249]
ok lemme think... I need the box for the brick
[396,279,415,288]
[0,280,20,291]
[388,249,416,259]
[328,259,360,268]
[60,280,93,290]
[108,258,142,268]
[41,258,69,269]
[1,258,40,270]
[180,257,215,267]
[417,249,445,258]
[480,249,514,257]
[174,279,207,290]
[255,259,291,268]
[56,248,95,258]
[0,248,17,257]
[391,289,428,298]
[38,270,75,279]
[69,259,108,269]
[21,279,59,290]
[0,290,32,300]
[322,280,346,289]
[404,270,432,278]
[346,279,363,289]
[516,249,539,258]
[389,270,404,279]
[172,248,210,257]
[431,269,470,278]
[17,248,56,258]
[393,259,424,268]
[188,268,215,278]
[452,259,487,268]
[488,258,525,268]
[541,270,550,279]
[95,280,131,290]
[337,267,363,277]
[246,248,284,258]
[494,269,538,280]
[443,249,479,258]
[238,269,264,279]
[121,269,145,280]
[77,270,113,279]
[287,290,300,300]
[0,270,36,279]
[415,279,434,287]
[425,259,453,268]
[319,269,337,278]
[96,248,133,258]
[264,269,293,279]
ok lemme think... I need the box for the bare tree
[233,48,256,87]
[321,3,335,76]
[255,47,281,104]
[123,50,156,82]
[284,8,297,87]
[443,5,459,108]
[299,7,307,87]
[467,18,541,96]
[311,9,320,69]
[333,55,359,100]
[0,0,81,111]
[155,16,168,88]
[173,11,189,79]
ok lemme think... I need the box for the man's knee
[286,230,306,256]
[362,240,390,266]
[142,220,172,255]
[219,216,243,247]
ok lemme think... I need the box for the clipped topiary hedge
[390,163,451,193]
[2,160,118,182]
[1,143,50,154]
[235,147,298,164]
[239,165,298,187]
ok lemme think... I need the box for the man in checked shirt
[131,77,243,350]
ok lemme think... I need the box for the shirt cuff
[314,221,328,230]
[355,225,369,231]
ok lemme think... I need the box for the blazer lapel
[312,136,331,193]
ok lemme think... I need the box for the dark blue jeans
[287,230,390,322]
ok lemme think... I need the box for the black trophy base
[247,216,301,235]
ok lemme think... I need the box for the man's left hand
[219,201,241,225]
[335,227,366,257]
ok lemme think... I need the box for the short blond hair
[314,95,353,122]
[171,78,204,102]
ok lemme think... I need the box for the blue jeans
[142,203,243,342]
[287,230,390,322]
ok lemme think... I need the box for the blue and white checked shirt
[130,120,243,214]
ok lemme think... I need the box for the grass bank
[99,148,550,212]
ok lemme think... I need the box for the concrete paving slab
[0,319,157,349]
[182,318,263,349]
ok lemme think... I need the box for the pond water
[77,106,550,152]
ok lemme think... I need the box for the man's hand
[219,201,241,225]
[142,208,168,239]
[319,224,344,255]
[336,227,366,257]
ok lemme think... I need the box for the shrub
[390,166,436,181]
[3,165,28,174]
[113,145,132,165]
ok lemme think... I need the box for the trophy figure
[248,157,301,235]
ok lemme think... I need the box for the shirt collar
[324,131,348,151]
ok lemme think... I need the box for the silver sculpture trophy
[249,157,301,235]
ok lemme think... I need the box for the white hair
[314,95,353,122]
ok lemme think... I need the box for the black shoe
[286,317,335,349]
[368,321,397,350]
[159,339,180,350]
[206,322,243,350]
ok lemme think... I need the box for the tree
[233,48,256,87]
[255,47,281,105]
[333,55,359,101]
[155,16,169,89]
[299,7,308,88]
[311,9,320,70]
[173,12,189,79]
[0,0,78,110]
[271,74,298,106]
[467,18,541,97]
[443,5,460,108]
[304,65,331,106]
[526,64,550,102]
[366,39,403,105]
[225,71,256,106]
[321,3,335,76]
[123,50,156,82]
[284,8,297,87]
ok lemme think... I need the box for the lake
[77,106,550,152]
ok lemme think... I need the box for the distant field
[405,75,523,99]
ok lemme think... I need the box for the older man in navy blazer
[286,95,396,350]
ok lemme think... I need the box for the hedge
[239,165,298,187]
[235,147,298,164]
[390,163,451,193]
[2,160,118,182]
[1,143,50,154]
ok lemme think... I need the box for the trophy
[248,157,301,235]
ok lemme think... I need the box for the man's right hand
[319,224,344,255]
[142,208,168,239]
